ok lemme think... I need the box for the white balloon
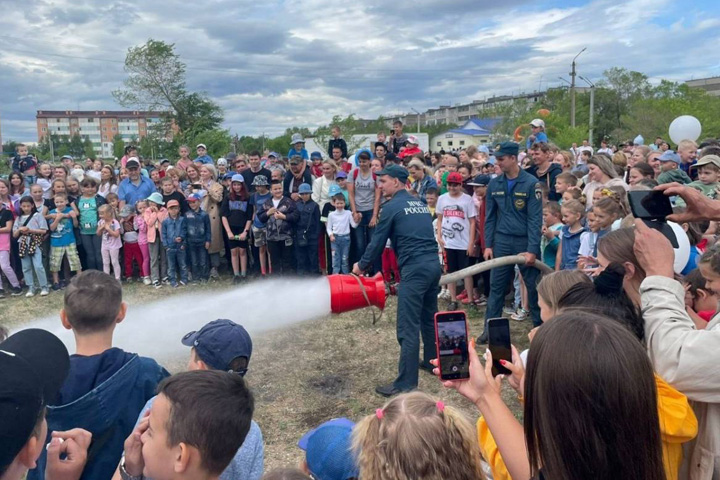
[668,115,702,145]
[669,221,690,274]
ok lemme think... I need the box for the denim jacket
[185,208,211,246]
[29,355,169,480]
[161,215,187,249]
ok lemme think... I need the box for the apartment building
[425,91,545,126]
[36,110,172,157]
[686,76,720,97]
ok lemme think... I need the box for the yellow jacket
[477,374,698,480]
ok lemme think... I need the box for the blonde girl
[96,204,122,280]
[352,391,485,480]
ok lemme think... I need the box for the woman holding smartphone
[433,311,665,480]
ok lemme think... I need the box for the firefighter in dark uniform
[353,164,442,397]
[478,142,543,343]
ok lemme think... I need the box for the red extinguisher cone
[327,273,387,314]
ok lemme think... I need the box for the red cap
[166,199,180,208]
[447,172,463,184]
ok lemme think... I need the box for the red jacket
[398,146,422,159]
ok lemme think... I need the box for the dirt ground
[0,281,531,472]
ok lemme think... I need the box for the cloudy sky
[1,0,718,142]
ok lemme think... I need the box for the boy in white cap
[194,144,213,165]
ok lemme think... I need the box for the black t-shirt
[221,195,253,228]
[162,191,189,214]
[0,208,13,230]
[242,168,272,193]
[44,196,77,212]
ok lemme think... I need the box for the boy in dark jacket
[258,181,298,275]
[293,183,320,275]
[185,193,211,283]
[28,271,169,480]
[11,143,37,185]
[328,126,348,160]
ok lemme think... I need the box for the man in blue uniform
[353,164,441,397]
[479,142,543,343]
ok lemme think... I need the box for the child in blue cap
[295,183,320,275]
[121,319,264,480]
[298,418,358,480]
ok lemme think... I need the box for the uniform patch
[535,186,542,201]
[514,198,526,210]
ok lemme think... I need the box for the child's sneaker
[25,290,35,298]
[457,291,468,301]
[162,277,171,285]
[232,275,241,285]
[52,283,62,291]
[209,267,220,280]
[143,276,152,285]
[179,281,186,286]
[171,282,178,288]
[153,280,162,289]
[503,305,520,316]
[11,286,23,296]
[40,288,50,296]
[125,277,133,284]
[510,308,529,322]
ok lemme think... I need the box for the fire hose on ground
[327,255,553,318]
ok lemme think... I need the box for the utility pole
[570,47,586,128]
[411,108,421,133]
[580,76,596,145]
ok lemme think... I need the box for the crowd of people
[2,116,720,480]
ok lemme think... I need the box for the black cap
[181,320,252,373]
[467,174,492,186]
[0,329,70,469]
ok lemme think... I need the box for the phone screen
[434,311,470,380]
[628,190,673,220]
[488,318,512,376]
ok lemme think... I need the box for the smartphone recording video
[434,311,470,380]
[488,318,512,377]
[628,190,673,220]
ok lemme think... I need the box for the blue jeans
[24,175,36,188]
[166,247,188,285]
[331,234,350,274]
[22,248,48,291]
[187,244,208,281]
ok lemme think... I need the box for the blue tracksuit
[359,190,441,390]
[484,169,543,326]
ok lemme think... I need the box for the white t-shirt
[436,192,476,250]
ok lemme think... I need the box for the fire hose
[439,254,553,286]
[328,255,552,319]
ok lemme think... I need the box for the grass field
[1,279,531,472]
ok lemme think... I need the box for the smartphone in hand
[488,318,512,376]
[434,311,470,380]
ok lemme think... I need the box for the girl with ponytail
[352,391,485,480]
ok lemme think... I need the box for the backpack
[352,169,377,182]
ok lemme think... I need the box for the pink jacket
[143,207,168,244]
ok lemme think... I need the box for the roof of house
[447,128,492,136]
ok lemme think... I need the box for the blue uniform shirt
[484,169,543,256]
[359,190,437,271]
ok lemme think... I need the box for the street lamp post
[570,47,587,128]
[579,76,596,145]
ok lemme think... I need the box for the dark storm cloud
[202,21,289,55]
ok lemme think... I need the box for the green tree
[113,39,224,135]
[112,134,126,159]
[83,138,95,159]
[69,134,85,159]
